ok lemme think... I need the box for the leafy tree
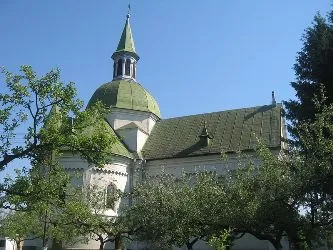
[0,164,95,250]
[208,229,232,250]
[128,146,305,250]
[221,144,301,250]
[67,185,129,250]
[128,173,229,250]
[284,10,333,140]
[290,101,333,248]
[0,210,39,250]
[0,65,118,249]
[0,65,115,173]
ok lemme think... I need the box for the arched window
[133,63,136,78]
[117,59,123,76]
[125,59,131,76]
[106,183,117,209]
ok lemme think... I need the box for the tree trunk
[98,236,104,250]
[186,237,199,250]
[52,239,62,250]
[114,235,123,250]
[186,244,193,250]
[99,242,104,250]
[273,242,283,250]
[42,239,48,250]
[16,241,22,250]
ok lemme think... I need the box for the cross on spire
[127,3,131,18]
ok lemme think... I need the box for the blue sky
[0,1,332,176]
[1,0,332,118]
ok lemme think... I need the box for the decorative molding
[92,168,128,176]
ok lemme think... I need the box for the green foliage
[223,144,299,249]
[0,210,39,243]
[0,165,93,247]
[284,10,333,140]
[0,65,119,247]
[0,65,116,171]
[208,229,232,250]
[128,172,226,248]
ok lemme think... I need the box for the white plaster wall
[105,108,158,135]
[144,149,281,177]
[137,129,149,152]
[0,237,15,250]
[58,153,133,249]
[60,154,131,191]
[145,154,254,177]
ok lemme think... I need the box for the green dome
[88,79,161,118]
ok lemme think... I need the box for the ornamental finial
[272,91,276,106]
[127,3,131,18]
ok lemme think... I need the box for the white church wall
[60,153,132,213]
[58,153,133,250]
[0,237,15,250]
[144,149,281,177]
[116,127,149,152]
[145,153,254,177]
[137,129,149,152]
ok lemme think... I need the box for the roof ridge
[160,104,282,122]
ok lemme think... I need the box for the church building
[59,12,287,250]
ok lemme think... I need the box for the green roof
[102,120,133,158]
[84,119,133,159]
[88,79,161,118]
[112,15,138,60]
[142,105,282,160]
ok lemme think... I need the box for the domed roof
[88,79,161,118]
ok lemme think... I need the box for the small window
[0,240,6,247]
[117,59,123,76]
[125,59,131,76]
[106,183,117,209]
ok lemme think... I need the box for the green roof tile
[142,105,283,160]
[93,119,133,159]
[112,15,138,60]
[87,79,161,118]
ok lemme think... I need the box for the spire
[112,8,139,81]
[112,8,139,61]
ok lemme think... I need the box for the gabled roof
[81,119,133,159]
[142,105,283,160]
[102,120,133,159]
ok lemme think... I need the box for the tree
[0,210,39,250]
[284,10,333,140]
[290,102,333,248]
[67,185,130,250]
[283,8,333,247]
[0,164,96,250]
[128,173,229,250]
[127,146,305,250]
[0,65,116,173]
[0,65,117,249]
[221,144,301,250]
